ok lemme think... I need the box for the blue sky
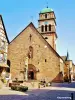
[0,0,75,63]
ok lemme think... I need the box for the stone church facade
[8,8,65,82]
[8,23,64,82]
[0,7,75,83]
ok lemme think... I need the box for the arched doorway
[28,71,34,80]
[28,64,36,80]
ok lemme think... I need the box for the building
[0,7,75,83]
[8,7,65,82]
[62,52,75,82]
[0,15,9,79]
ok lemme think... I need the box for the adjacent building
[0,15,9,78]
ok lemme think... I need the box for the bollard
[71,93,73,100]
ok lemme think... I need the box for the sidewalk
[0,86,28,95]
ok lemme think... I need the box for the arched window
[41,25,44,32]
[45,14,47,18]
[45,25,47,32]
[49,24,51,31]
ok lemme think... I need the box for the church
[0,7,75,83]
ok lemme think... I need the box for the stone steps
[22,81,40,89]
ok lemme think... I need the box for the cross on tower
[46,1,48,8]
[29,34,32,41]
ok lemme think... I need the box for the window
[45,59,47,62]
[45,25,47,31]
[7,60,11,67]
[1,40,5,46]
[45,37,48,39]
[0,32,2,35]
[41,25,44,32]
[49,24,51,31]
[0,40,5,50]
[45,14,47,18]
[3,54,7,63]
[0,53,4,63]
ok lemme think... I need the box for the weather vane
[46,0,48,8]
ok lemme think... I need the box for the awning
[0,63,9,68]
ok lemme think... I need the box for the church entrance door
[28,71,34,80]
[28,64,36,80]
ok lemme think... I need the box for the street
[0,82,75,100]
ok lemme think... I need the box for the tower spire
[66,50,69,61]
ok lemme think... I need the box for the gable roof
[0,15,9,43]
[10,22,65,62]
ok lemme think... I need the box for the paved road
[0,82,75,100]
[51,81,75,88]
[0,89,74,100]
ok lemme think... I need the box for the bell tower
[38,7,57,50]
